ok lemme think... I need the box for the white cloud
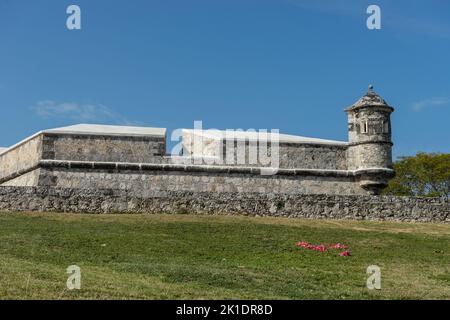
[31,100,138,125]
[412,97,450,111]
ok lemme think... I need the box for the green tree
[383,152,450,199]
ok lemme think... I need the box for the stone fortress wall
[0,187,448,223]
[2,84,395,196]
[0,87,448,221]
[0,127,370,195]
[0,130,365,195]
[180,129,349,170]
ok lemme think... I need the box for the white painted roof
[44,124,166,137]
[182,129,347,145]
[0,147,8,153]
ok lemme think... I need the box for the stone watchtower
[346,85,395,194]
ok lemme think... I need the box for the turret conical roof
[346,85,394,112]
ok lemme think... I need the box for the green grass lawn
[0,212,449,300]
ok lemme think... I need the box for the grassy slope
[0,212,449,300]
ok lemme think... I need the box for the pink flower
[330,243,349,249]
[296,241,351,255]
[339,251,351,257]
[296,241,311,248]
[312,245,327,252]
[297,242,327,252]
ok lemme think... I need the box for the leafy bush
[383,152,450,199]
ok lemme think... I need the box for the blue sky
[0,0,449,158]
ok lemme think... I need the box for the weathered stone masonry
[0,86,396,196]
[0,186,448,223]
[1,87,446,222]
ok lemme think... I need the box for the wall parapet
[0,186,448,223]
[4,159,395,180]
